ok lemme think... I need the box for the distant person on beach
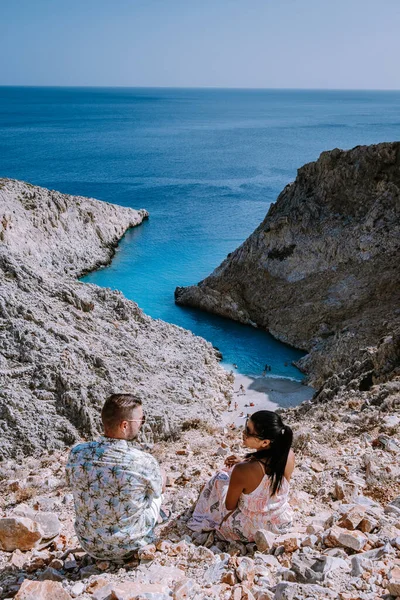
[187,411,294,541]
[66,394,165,560]
[239,384,245,395]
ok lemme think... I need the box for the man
[66,394,164,560]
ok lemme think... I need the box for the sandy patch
[221,364,314,427]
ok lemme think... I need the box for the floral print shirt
[66,436,162,559]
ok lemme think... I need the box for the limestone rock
[385,496,400,517]
[95,582,172,600]
[11,504,36,520]
[64,554,77,570]
[237,585,256,600]
[34,513,62,539]
[0,178,232,459]
[38,566,64,582]
[49,558,64,570]
[291,553,349,584]
[173,578,199,599]
[274,581,337,600]
[138,544,157,561]
[337,506,366,530]
[70,582,85,598]
[236,556,255,583]
[387,565,400,596]
[334,481,360,503]
[274,533,301,553]
[86,577,109,595]
[254,529,276,552]
[175,142,400,387]
[325,526,368,552]
[10,549,26,569]
[254,592,274,600]
[301,534,318,547]
[15,580,72,600]
[254,553,280,569]
[204,558,230,584]
[136,564,186,586]
[0,517,43,551]
[220,571,236,585]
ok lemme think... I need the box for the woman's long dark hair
[245,410,293,495]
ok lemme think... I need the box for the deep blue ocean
[1,87,400,380]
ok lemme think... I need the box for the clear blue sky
[1,0,399,89]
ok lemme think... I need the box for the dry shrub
[364,483,400,505]
[181,419,219,436]
[15,486,37,503]
[181,418,202,431]
[4,486,37,509]
[292,431,312,453]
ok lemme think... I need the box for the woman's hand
[224,454,242,467]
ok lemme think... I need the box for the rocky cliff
[175,143,400,387]
[0,179,232,460]
[0,177,399,600]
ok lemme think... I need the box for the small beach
[221,365,314,427]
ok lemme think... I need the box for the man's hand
[224,454,242,467]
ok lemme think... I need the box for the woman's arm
[284,449,295,482]
[225,463,247,510]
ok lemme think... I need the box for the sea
[1,87,399,382]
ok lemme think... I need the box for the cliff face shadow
[246,376,314,409]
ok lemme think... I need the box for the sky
[1,0,400,89]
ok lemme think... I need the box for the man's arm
[143,453,164,498]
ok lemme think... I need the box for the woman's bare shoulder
[233,459,260,474]
[230,460,254,484]
[234,458,255,469]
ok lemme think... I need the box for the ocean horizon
[1,86,400,381]
[3,85,400,90]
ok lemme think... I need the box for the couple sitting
[66,393,294,560]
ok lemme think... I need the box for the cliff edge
[0,179,232,460]
[175,142,400,387]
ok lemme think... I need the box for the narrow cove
[81,217,314,412]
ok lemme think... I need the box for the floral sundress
[187,466,293,542]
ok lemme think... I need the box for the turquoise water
[1,87,400,379]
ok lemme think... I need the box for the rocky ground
[1,160,400,599]
[1,346,399,600]
[175,142,400,388]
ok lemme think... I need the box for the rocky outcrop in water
[0,179,232,460]
[175,142,400,386]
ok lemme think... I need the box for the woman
[187,411,294,542]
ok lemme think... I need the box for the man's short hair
[101,394,142,430]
